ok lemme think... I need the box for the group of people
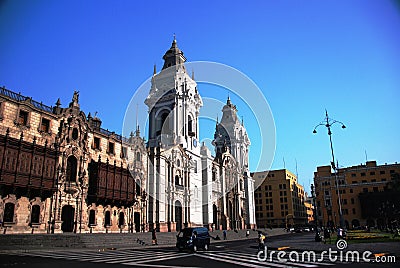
[315,226,347,243]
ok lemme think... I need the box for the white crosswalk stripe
[19,249,337,267]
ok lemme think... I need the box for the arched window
[66,155,78,183]
[104,211,111,227]
[156,111,170,135]
[136,152,141,162]
[30,205,40,224]
[4,203,15,223]
[175,175,180,186]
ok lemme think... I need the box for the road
[1,233,397,268]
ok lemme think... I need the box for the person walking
[323,227,330,244]
[152,228,158,245]
[258,233,266,251]
[223,230,227,240]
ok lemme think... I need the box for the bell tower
[145,37,202,150]
[145,38,204,232]
[213,97,250,170]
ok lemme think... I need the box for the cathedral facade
[145,38,256,232]
[0,38,256,234]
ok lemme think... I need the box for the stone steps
[0,228,285,251]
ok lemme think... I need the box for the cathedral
[0,38,256,233]
[145,38,256,232]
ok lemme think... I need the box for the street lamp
[313,110,346,229]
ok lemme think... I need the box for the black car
[176,227,210,252]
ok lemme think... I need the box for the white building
[145,38,256,232]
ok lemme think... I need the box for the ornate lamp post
[313,110,346,228]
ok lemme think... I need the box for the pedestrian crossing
[19,248,338,267]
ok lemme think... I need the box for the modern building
[0,38,257,233]
[313,160,400,229]
[252,169,307,228]
[304,195,314,224]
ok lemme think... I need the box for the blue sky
[1,0,399,193]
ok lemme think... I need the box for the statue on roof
[73,90,79,103]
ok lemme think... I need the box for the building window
[363,188,368,193]
[370,171,375,175]
[350,189,353,193]
[66,155,78,183]
[361,172,366,176]
[118,212,125,227]
[121,147,127,158]
[188,115,195,136]
[175,175,180,186]
[30,205,40,224]
[380,171,385,175]
[93,137,101,150]
[352,208,356,214]
[136,152,141,161]
[40,117,50,133]
[104,211,111,227]
[351,198,354,204]
[108,142,115,155]
[72,128,79,140]
[18,110,29,126]
[89,210,96,226]
[373,187,378,192]
[3,203,15,223]
[351,173,356,177]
